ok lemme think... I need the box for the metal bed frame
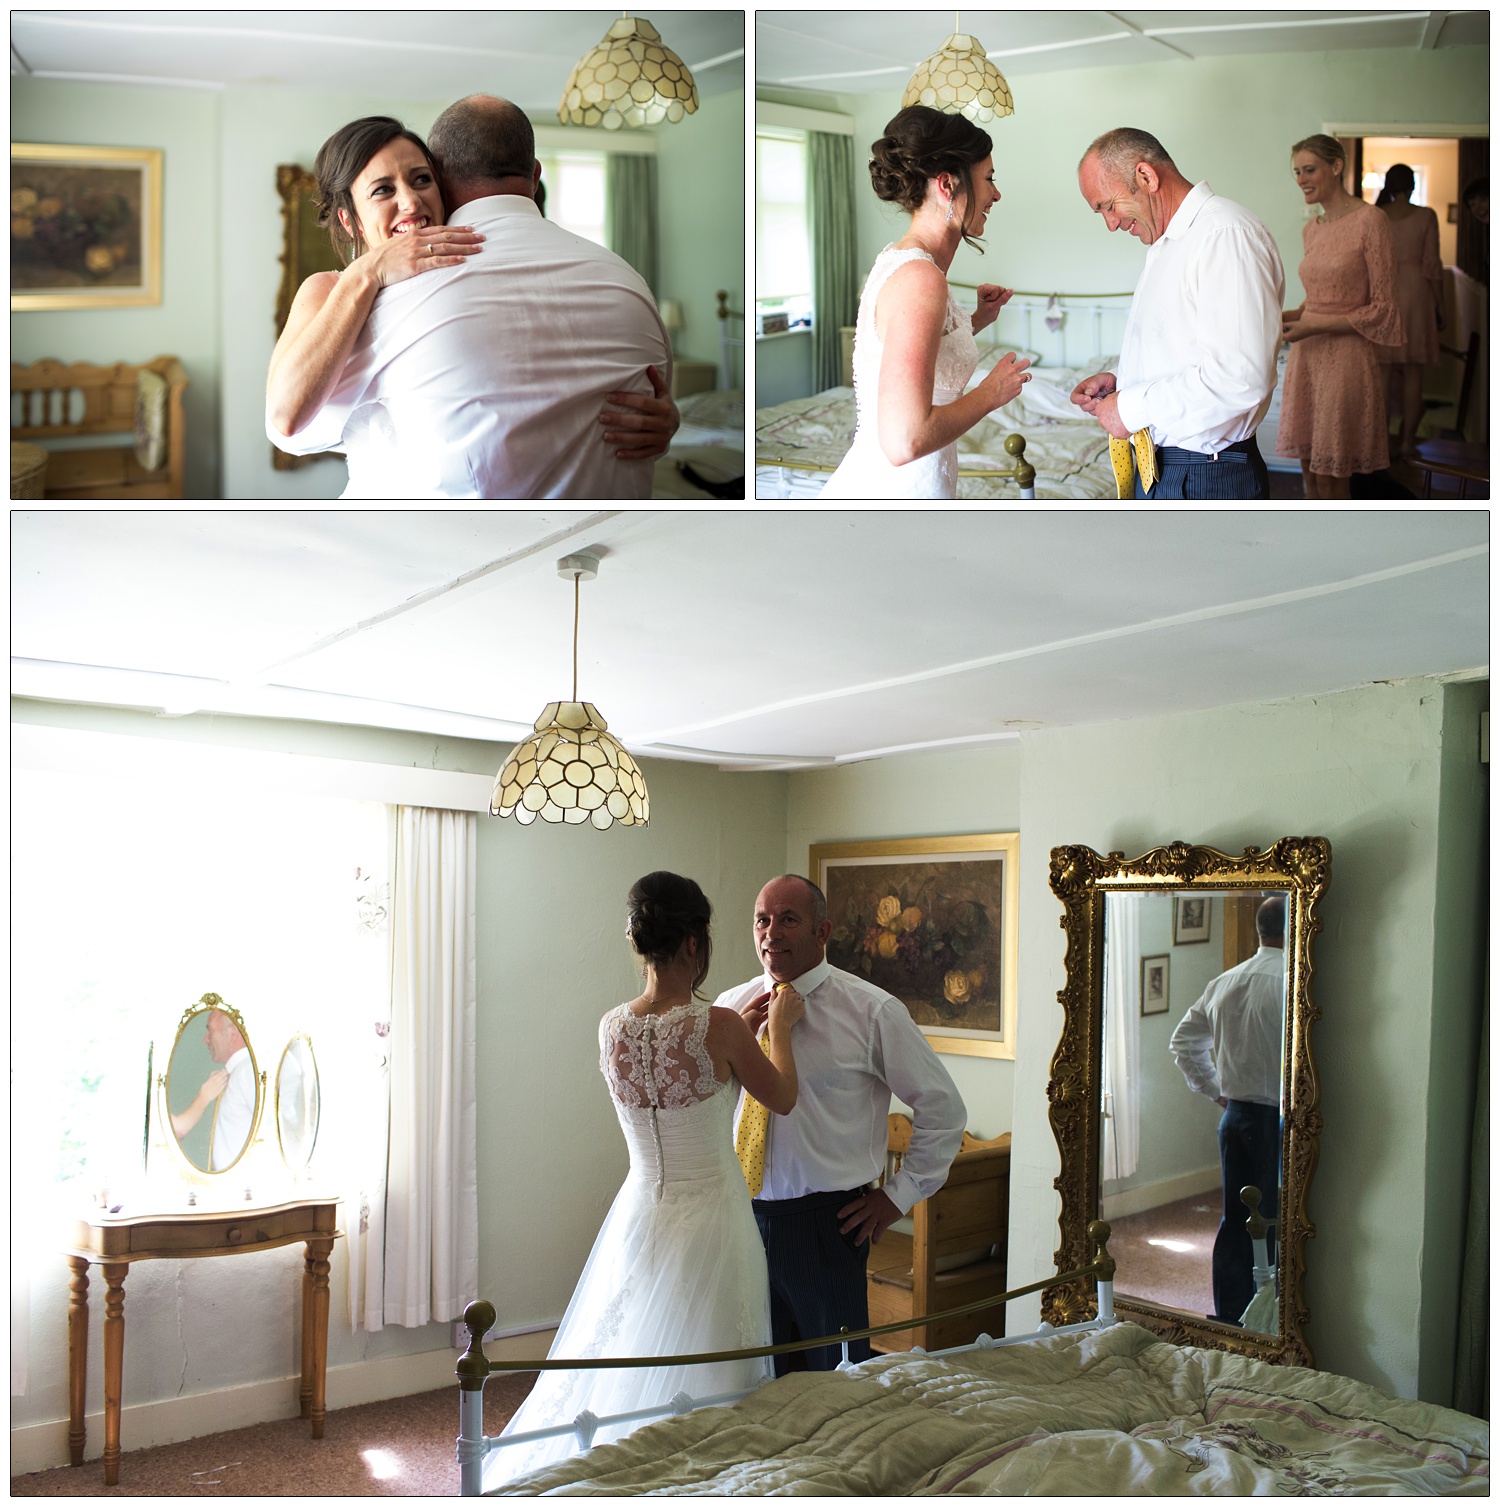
[456,1218,1119,1494]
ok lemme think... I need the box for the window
[535,151,607,246]
[755,129,813,337]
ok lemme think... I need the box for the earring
[945,199,954,225]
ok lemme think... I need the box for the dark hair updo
[626,871,713,995]
[869,105,993,252]
[314,115,439,266]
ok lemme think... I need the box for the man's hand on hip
[600,365,679,461]
[838,1188,902,1248]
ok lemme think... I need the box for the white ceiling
[10,510,1489,770]
[9,11,746,107]
[756,10,1488,95]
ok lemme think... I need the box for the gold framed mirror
[160,992,263,1177]
[272,163,343,472]
[275,1033,321,1173]
[1042,838,1331,1367]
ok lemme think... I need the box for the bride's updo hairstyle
[314,116,439,265]
[626,871,713,996]
[870,106,994,251]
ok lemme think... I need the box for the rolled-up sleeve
[1169,998,1220,1102]
[1117,224,1283,438]
[871,1000,966,1214]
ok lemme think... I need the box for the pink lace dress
[485,1000,772,1491]
[1276,204,1403,477]
[1376,206,1443,366]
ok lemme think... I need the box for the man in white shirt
[1070,127,1285,498]
[204,1009,257,1172]
[717,875,966,1374]
[1169,895,1286,1326]
[271,95,676,498]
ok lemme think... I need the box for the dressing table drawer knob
[225,1226,244,1244]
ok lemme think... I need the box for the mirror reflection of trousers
[752,1188,872,1377]
[1213,1100,1280,1325]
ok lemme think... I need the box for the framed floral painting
[810,833,1019,1059]
[11,143,163,311]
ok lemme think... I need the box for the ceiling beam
[1419,11,1450,48]
[1103,11,1196,63]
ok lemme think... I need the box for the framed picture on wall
[1173,893,1212,945]
[810,833,1019,1060]
[1140,953,1170,1015]
[11,143,162,310]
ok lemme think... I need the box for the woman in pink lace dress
[1277,134,1403,498]
[1376,163,1445,456]
[486,871,803,1490]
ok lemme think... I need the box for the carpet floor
[11,1373,537,1497]
[1107,1190,1220,1319]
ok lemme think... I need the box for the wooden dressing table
[65,1196,341,1485]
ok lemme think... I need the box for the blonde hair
[1291,134,1345,172]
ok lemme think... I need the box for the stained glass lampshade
[902,33,1014,127]
[558,16,700,131]
[490,701,650,828]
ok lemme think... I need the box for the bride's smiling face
[341,140,445,249]
[964,155,1000,234]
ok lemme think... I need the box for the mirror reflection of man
[1168,894,1286,1326]
[171,1010,255,1171]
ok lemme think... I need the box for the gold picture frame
[810,833,1019,1060]
[11,143,162,311]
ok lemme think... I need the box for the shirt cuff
[1114,384,1150,435]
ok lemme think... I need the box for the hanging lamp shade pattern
[902,33,1014,127]
[490,701,649,828]
[558,16,699,131]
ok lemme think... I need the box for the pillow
[134,368,168,472]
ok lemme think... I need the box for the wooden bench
[867,1115,1011,1352]
[11,356,187,499]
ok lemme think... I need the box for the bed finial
[1240,1185,1272,1240]
[457,1300,495,1391]
[1086,1218,1116,1283]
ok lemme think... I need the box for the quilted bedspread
[490,1322,1488,1496]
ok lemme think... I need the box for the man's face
[204,1010,236,1063]
[754,878,831,984]
[1079,154,1166,245]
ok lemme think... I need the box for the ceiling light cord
[572,571,582,703]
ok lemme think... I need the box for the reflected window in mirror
[1045,839,1330,1367]
[276,1034,321,1174]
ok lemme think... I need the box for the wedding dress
[484,1000,773,1491]
[821,244,980,499]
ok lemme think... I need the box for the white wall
[1007,677,1486,1405]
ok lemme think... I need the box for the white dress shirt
[1168,946,1285,1107]
[267,194,670,499]
[716,959,966,1214]
[210,1046,256,1171]
[1115,181,1286,453]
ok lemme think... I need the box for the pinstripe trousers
[1134,435,1270,498]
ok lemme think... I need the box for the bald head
[428,94,539,202]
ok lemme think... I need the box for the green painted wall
[11,79,224,500]
[1005,677,1486,1404]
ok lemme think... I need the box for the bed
[653,291,746,499]
[455,1226,1489,1495]
[754,290,1300,500]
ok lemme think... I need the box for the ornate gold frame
[11,143,162,311]
[811,833,1019,1060]
[159,992,264,1181]
[1042,838,1331,1366]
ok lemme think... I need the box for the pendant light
[490,554,650,829]
[558,15,699,131]
[903,14,1014,127]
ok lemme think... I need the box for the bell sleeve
[1350,211,1404,348]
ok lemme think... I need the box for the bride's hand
[356,226,484,290]
[976,350,1031,410]
[972,283,1013,333]
[767,983,805,1034]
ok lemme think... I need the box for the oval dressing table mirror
[275,1033,321,1175]
[160,992,263,1177]
[1043,838,1330,1366]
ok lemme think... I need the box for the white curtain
[1101,893,1141,1183]
[353,805,479,1331]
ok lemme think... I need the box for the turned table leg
[101,1263,128,1486]
[303,1237,334,1439]
[66,1257,90,1467]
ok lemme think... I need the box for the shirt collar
[764,956,832,996]
[449,192,541,222]
[1159,180,1214,244]
[225,1046,249,1072]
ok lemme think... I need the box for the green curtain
[1453,997,1488,1418]
[606,153,659,298]
[809,131,859,393]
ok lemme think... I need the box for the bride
[486,871,803,1491]
[822,105,1032,499]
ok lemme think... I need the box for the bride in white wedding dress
[485,872,803,1492]
[822,105,1033,499]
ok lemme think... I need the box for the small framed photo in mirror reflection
[1140,954,1170,1015]
[1172,893,1212,945]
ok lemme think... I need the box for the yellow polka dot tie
[1109,429,1159,499]
[735,1028,773,1197]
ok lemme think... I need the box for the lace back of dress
[601,1003,721,1111]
